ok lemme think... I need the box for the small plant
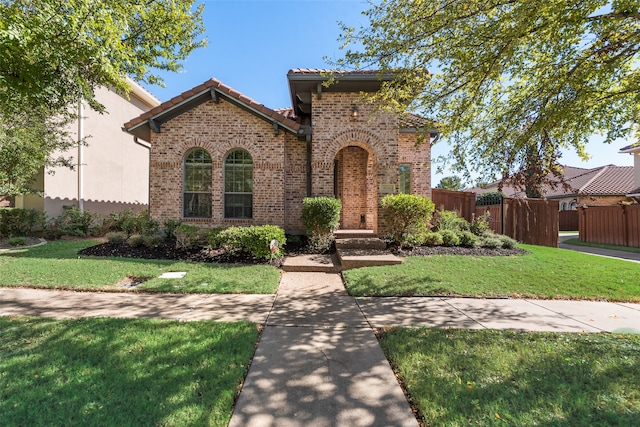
[459,231,478,247]
[470,211,492,236]
[127,234,145,247]
[498,234,518,249]
[440,229,461,247]
[215,225,286,259]
[422,231,444,246]
[163,219,182,240]
[480,236,502,249]
[433,210,469,233]
[302,197,342,251]
[174,224,202,249]
[55,207,99,237]
[106,232,127,244]
[380,194,435,247]
[8,236,28,246]
[142,233,164,249]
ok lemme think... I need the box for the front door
[335,146,369,229]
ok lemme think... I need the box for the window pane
[183,149,212,218]
[224,150,253,219]
[399,164,411,194]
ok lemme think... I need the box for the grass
[0,240,280,294]
[563,238,640,254]
[343,244,640,301]
[379,328,640,427]
[0,316,259,427]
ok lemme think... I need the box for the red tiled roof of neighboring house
[123,77,301,133]
[467,165,634,198]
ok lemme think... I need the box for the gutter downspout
[133,136,152,219]
[77,100,84,212]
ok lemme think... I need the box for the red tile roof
[468,165,635,198]
[123,77,301,133]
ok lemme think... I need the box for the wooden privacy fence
[431,189,559,247]
[503,198,559,247]
[578,205,640,247]
[431,189,476,221]
[559,210,579,231]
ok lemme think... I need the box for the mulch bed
[77,236,526,265]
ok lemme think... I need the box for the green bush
[423,231,444,246]
[380,194,435,247]
[163,219,182,240]
[499,234,518,249]
[440,229,461,247]
[109,209,157,237]
[127,234,145,247]
[480,236,502,249]
[215,225,286,259]
[205,227,228,248]
[55,207,99,237]
[8,236,28,246]
[302,197,341,251]
[459,231,478,247]
[174,224,202,249]
[142,233,164,249]
[470,211,492,236]
[0,208,46,237]
[433,210,469,232]
[106,232,127,244]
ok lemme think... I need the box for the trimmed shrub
[8,236,28,246]
[381,194,435,247]
[215,225,286,259]
[440,229,461,247]
[422,231,444,246]
[433,210,469,232]
[106,232,127,244]
[459,231,478,248]
[127,234,145,247]
[480,236,502,249]
[498,234,518,249]
[0,208,46,237]
[142,233,164,249]
[302,197,341,251]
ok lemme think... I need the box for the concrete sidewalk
[559,234,640,263]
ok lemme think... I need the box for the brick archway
[334,142,377,231]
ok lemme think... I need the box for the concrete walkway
[559,233,640,263]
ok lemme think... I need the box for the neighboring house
[123,69,433,234]
[14,78,160,217]
[620,143,640,202]
[468,164,635,209]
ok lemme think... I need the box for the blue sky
[141,0,635,186]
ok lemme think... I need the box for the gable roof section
[620,143,640,154]
[123,78,301,141]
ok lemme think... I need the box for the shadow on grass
[0,317,259,427]
[344,271,451,297]
[380,328,640,426]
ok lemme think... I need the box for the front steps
[282,230,403,272]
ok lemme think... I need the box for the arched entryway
[334,144,377,231]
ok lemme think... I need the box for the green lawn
[563,238,640,254]
[0,316,259,427]
[380,328,640,427]
[343,245,640,301]
[0,240,280,294]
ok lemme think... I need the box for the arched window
[224,150,253,218]
[183,149,212,218]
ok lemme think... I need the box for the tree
[0,0,206,194]
[436,176,465,191]
[337,0,640,196]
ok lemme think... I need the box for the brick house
[123,69,433,234]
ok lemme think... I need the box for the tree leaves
[337,0,640,195]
